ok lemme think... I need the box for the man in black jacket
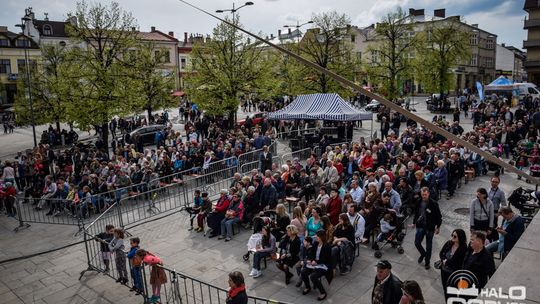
[259,145,273,173]
[463,231,496,290]
[446,153,463,198]
[372,260,402,304]
[413,187,443,269]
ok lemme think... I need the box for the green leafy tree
[65,1,139,152]
[365,8,415,100]
[14,45,74,131]
[413,18,471,96]
[186,16,274,122]
[129,43,176,120]
[299,11,360,97]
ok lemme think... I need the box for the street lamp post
[216,1,254,24]
[16,17,37,147]
[283,20,314,44]
[215,2,254,123]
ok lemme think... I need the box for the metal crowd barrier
[239,155,283,175]
[81,217,288,304]
[281,147,313,164]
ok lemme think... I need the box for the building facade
[496,43,526,82]
[178,33,210,89]
[0,26,40,107]
[357,8,496,94]
[523,0,540,84]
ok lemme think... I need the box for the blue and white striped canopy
[268,93,372,121]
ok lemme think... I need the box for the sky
[1,0,527,50]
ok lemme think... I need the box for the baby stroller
[508,187,540,224]
[373,214,409,258]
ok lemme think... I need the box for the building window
[15,38,31,47]
[470,53,477,66]
[0,38,8,46]
[487,39,494,49]
[43,24,53,36]
[0,59,11,74]
[351,35,356,43]
[155,50,170,63]
[470,33,478,45]
[485,57,493,68]
[180,58,187,69]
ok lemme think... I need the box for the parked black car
[129,125,166,146]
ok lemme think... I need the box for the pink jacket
[143,254,162,265]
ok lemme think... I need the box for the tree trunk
[147,105,153,124]
[55,120,61,132]
[101,122,110,158]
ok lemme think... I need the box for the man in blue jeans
[412,187,442,269]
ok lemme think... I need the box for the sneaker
[417,256,424,264]
[253,270,262,278]
[425,262,430,270]
[225,237,231,242]
[218,235,225,240]
[188,227,194,231]
[249,268,257,276]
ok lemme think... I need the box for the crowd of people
[1,91,537,302]
[0,112,278,218]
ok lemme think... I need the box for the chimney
[409,8,415,15]
[434,9,445,18]
[288,28,291,34]
[415,9,424,16]
[270,34,274,39]
[151,26,156,32]
[184,32,188,43]
[44,12,49,21]
[471,24,478,28]
[278,29,281,37]
[67,16,77,27]
[502,43,505,47]
[0,26,7,33]
[168,31,174,37]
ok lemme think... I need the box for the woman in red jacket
[207,189,231,238]
[326,189,342,226]
[359,151,374,175]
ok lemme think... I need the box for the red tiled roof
[137,30,178,42]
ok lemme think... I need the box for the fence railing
[281,147,313,164]
[81,220,289,304]
[239,155,283,175]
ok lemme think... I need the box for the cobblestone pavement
[0,101,533,304]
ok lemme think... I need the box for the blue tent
[485,76,514,91]
[268,93,372,121]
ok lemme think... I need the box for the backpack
[339,240,355,269]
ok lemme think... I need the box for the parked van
[514,83,540,101]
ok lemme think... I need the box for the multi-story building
[496,43,526,82]
[357,8,497,94]
[0,26,40,107]
[523,0,540,84]
[9,7,181,104]
[178,32,210,89]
